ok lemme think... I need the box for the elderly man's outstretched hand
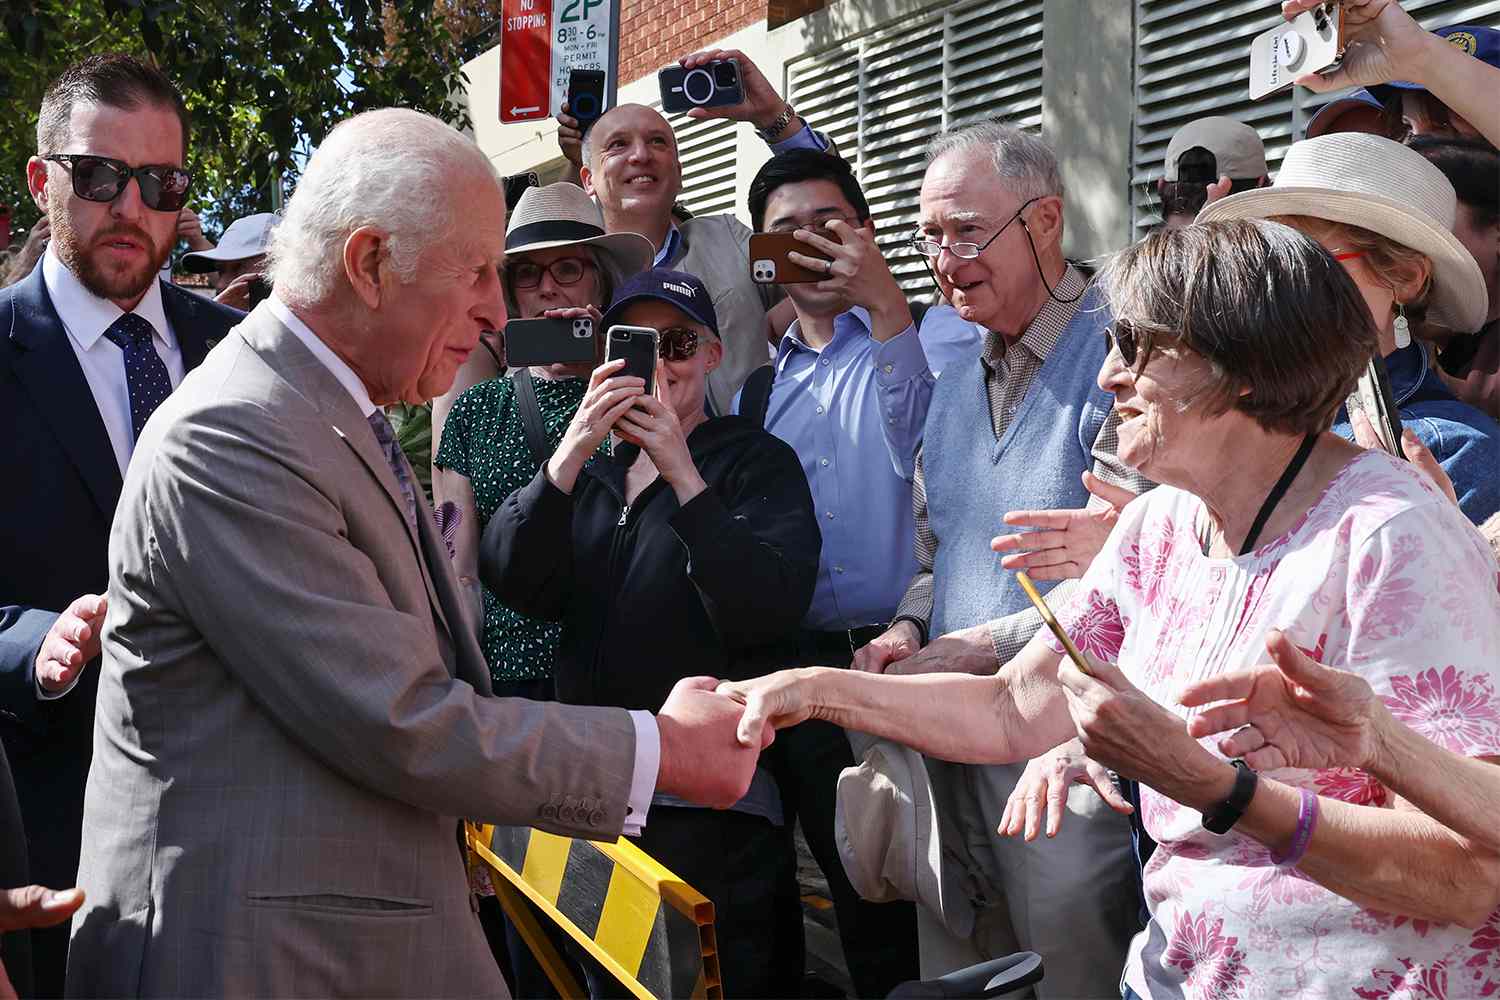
[654,677,773,809]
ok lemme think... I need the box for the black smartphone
[658,59,744,114]
[605,325,658,398]
[246,275,273,308]
[567,69,607,127]
[502,172,539,212]
[504,317,596,368]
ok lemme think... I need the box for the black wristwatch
[1201,759,1258,835]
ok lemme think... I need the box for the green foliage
[0,0,473,238]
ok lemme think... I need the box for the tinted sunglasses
[658,326,702,362]
[510,256,591,289]
[44,154,192,213]
[1105,322,1142,368]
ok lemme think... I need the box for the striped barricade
[466,821,722,1000]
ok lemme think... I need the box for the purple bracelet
[1271,788,1320,867]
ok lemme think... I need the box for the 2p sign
[500,0,613,124]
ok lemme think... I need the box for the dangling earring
[1393,302,1412,349]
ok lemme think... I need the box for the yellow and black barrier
[465,822,722,1000]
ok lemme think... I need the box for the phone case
[1248,2,1344,100]
[1016,571,1092,675]
[503,317,596,368]
[568,70,607,125]
[605,325,658,397]
[749,232,837,285]
[658,60,744,114]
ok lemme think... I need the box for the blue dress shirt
[736,308,934,630]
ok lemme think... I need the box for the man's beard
[52,211,166,303]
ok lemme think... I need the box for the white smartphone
[1249,1,1346,100]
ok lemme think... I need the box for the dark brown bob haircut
[1097,219,1379,437]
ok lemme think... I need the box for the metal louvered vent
[1132,0,1500,234]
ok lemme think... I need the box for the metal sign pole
[607,0,620,111]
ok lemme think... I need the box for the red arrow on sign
[500,0,551,123]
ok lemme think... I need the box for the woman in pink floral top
[723,220,1500,999]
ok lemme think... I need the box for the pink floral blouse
[1047,450,1500,999]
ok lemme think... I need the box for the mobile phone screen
[606,326,657,398]
[1016,571,1092,675]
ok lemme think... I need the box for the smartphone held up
[1248,0,1346,100]
[658,59,745,114]
[605,325,659,398]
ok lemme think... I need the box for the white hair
[925,120,1064,204]
[267,108,498,306]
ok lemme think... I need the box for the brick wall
[617,0,766,85]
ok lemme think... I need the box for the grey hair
[501,245,627,319]
[267,108,498,306]
[924,121,1064,203]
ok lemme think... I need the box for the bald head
[269,108,501,306]
[580,103,683,224]
[582,103,673,166]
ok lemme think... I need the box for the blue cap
[1303,88,1384,139]
[600,268,719,338]
[1372,25,1499,100]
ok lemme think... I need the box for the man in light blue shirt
[733,148,931,998]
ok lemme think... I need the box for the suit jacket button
[540,804,558,820]
[588,809,605,826]
[559,804,575,823]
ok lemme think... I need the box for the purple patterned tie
[366,410,418,533]
[102,313,172,441]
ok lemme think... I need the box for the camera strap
[511,367,551,465]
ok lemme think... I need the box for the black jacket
[482,415,820,711]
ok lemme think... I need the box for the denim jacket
[1334,343,1500,525]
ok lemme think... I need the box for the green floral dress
[434,373,600,683]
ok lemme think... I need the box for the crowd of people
[2,0,1500,998]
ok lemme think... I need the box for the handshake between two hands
[652,673,807,809]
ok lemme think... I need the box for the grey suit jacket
[67,305,638,998]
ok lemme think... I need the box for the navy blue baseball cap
[601,268,720,338]
[1371,25,1499,101]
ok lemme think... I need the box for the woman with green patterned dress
[433,183,652,700]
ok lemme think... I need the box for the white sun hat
[1198,132,1488,332]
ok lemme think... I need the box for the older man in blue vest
[850,122,1148,997]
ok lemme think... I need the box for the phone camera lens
[682,67,716,105]
[574,93,599,118]
[712,62,739,89]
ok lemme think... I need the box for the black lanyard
[1238,433,1319,556]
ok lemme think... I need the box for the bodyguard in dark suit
[0,54,241,995]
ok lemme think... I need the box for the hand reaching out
[1179,629,1387,773]
[34,594,107,694]
[991,471,1137,581]
[997,738,1133,841]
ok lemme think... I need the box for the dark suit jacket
[0,261,241,967]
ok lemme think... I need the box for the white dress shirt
[35,249,183,701]
[43,247,184,477]
[270,296,660,834]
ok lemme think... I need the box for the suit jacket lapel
[238,309,458,664]
[4,266,121,517]
[161,282,226,372]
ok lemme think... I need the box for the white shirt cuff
[625,710,660,837]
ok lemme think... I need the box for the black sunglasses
[43,154,192,213]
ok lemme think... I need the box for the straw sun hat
[504,182,653,276]
[1198,132,1488,332]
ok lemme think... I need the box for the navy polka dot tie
[102,313,172,442]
